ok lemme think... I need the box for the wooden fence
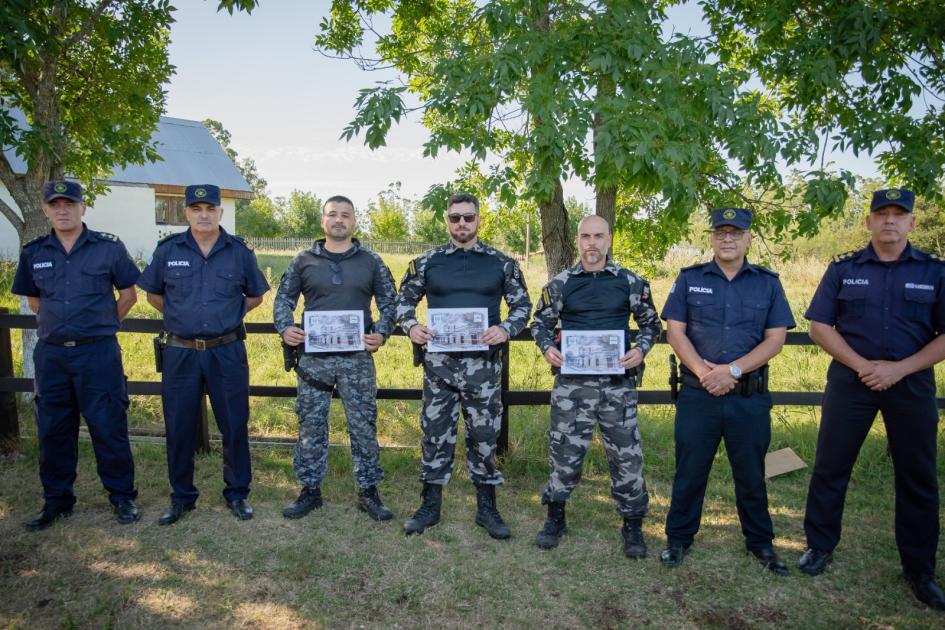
[1,311,942,456]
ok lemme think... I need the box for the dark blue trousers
[665,385,775,550]
[804,361,939,578]
[33,336,136,508]
[161,341,252,504]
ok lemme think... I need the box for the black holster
[153,334,165,373]
[412,342,425,367]
[282,339,334,393]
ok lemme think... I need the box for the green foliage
[0,0,175,239]
[236,196,281,237]
[278,190,324,239]
[203,118,269,197]
[410,206,444,243]
[367,183,412,240]
[701,0,945,200]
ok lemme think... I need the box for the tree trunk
[539,179,574,278]
[596,186,616,230]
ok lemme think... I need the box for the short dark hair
[447,192,479,212]
[323,195,355,213]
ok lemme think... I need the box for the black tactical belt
[42,335,111,348]
[164,328,245,351]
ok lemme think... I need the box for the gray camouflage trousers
[541,374,649,517]
[419,352,503,486]
[293,352,383,490]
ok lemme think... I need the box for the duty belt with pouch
[154,325,247,372]
[412,342,503,366]
[677,363,770,397]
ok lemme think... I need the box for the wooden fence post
[498,343,511,455]
[197,385,211,454]
[0,308,19,453]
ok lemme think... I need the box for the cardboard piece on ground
[765,447,806,479]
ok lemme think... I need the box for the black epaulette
[753,264,780,277]
[832,250,858,264]
[156,232,180,246]
[680,262,709,272]
[22,234,46,248]
[231,234,253,251]
[94,231,119,242]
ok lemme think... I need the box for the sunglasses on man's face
[447,213,478,224]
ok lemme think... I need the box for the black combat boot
[282,486,323,519]
[622,517,647,559]
[358,485,393,521]
[475,484,511,540]
[404,483,442,535]
[534,501,567,549]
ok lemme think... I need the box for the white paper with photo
[426,307,489,353]
[560,330,625,375]
[304,310,365,352]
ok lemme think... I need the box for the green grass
[2,252,945,627]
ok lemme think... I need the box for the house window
[155,195,187,225]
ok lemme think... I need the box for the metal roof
[2,112,250,192]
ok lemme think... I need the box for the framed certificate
[303,310,364,352]
[560,330,625,375]
[426,307,489,353]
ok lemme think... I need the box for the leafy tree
[313,0,857,278]
[0,0,175,243]
[236,195,281,237]
[411,206,444,242]
[701,0,945,200]
[366,183,412,240]
[203,118,269,197]
[278,190,325,239]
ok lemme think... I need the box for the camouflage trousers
[541,374,648,517]
[293,352,383,490]
[419,352,503,486]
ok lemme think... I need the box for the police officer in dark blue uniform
[138,184,269,525]
[660,207,795,574]
[799,188,945,611]
[12,180,141,530]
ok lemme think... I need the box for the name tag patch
[167,260,190,268]
[32,261,53,270]
[905,282,934,291]
[842,278,869,286]
[688,286,713,294]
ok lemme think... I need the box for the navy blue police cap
[42,180,83,203]
[870,188,914,213]
[710,207,752,230]
[185,184,221,207]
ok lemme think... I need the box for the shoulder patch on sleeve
[832,250,858,264]
[542,287,551,305]
[408,259,417,277]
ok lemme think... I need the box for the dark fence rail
[1,312,941,455]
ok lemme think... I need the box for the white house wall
[0,181,238,263]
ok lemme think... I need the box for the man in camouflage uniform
[396,193,531,538]
[531,215,661,556]
[274,195,397,521]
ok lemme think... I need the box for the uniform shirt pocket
[214,269,243,298]
[685,293,717,325]
[837,285,868,320]
[80,266,112,295]
[904,286,936,324]
[742,300,769,328]
[165,266,195,299]
[32,269,56,294]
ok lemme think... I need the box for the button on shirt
[137,228,269,338]
[661,259,796,368]
[805,242,945,361]
[11,226,140,342]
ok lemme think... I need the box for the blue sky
[164,0,880,211]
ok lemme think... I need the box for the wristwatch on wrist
[728,363,743,378]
